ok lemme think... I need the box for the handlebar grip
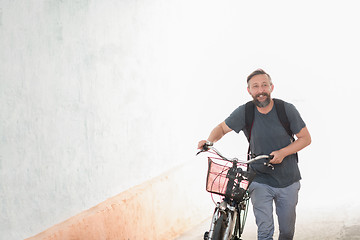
[203,144,209,151]
[202,141,213,151]
[196,141,213,155]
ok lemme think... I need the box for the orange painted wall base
[26,161,211,240]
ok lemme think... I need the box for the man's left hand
[269,150,286,164]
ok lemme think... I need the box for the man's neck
[256,98,274,114]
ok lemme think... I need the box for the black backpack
[244,98,298,160]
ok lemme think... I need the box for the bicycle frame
[198,145,271,240]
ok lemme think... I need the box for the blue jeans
[248,181,300,240]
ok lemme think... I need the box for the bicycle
[197,142,273,240]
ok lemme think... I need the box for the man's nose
[260,85,268,91]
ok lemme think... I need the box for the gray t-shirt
[225,100,306,188]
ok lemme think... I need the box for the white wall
[1,0,360,239]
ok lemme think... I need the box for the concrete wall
[1,0,360,239]
[0,1,205,238]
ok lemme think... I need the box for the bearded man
[198,69,311,240]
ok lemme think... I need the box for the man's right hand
[197,140,207,149]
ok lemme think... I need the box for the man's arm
[270,126,311,164]
[197,121,233,149]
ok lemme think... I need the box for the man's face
[247,74,274,108]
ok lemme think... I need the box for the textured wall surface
[0,1,215,238]
[1,0,360,239]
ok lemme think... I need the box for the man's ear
[247,87,251,95]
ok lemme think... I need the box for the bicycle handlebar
[197,143,275,169]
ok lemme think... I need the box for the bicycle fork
[207,201,238,240]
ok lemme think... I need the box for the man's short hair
[247,69,272,83]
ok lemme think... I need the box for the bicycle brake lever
[264,155,275,170]
[196,149,205,156]
[264,162,275,170]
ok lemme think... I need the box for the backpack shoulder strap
[273,98,294,141]
[244,101,255,142]
[245,98,298,161]
[273,98,299,161]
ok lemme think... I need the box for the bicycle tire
[229,214,240,240]
[212,211,227,240]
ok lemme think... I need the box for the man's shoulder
[232,103,247,112]
[225,103,247,134]
[275,99,304,126]
[274,98,292,105]
[274,98,297,111]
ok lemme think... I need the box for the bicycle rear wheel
[238,198,250,236]
[229,214,240,240]
[227,199,250,240]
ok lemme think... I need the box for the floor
[175,205,360,240]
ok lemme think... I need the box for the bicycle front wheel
[212,211,227,240]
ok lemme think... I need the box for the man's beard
[252,93,271,108]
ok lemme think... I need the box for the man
[198,69,311,240]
